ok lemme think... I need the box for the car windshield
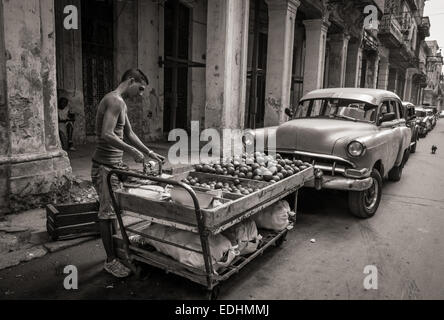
[416,110,426,117]
[293,98,377,123]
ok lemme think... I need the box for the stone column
[205,0,249,155]
[302,18,330,95]
[327,33,350,88]
[387,68,400,94]
[377,60,390,90]
[190,0,207,130]
[345,39,363,88]
[263,0,300,126]
[0,0,72,214]
[403,68,416,102]
[0,0,8,214]
[372,56,380,89]
[138,0,164,141]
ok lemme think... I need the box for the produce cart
[108,158,314,299]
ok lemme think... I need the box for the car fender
[394,126,411,166]
[345,130,392,174]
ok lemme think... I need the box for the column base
[0,151,73,215]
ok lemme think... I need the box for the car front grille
[277,150,355,177]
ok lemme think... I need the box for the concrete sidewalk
[0,140,187,271]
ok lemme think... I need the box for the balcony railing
[419,17,431,38]
[379,14,403,47]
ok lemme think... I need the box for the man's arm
[101,96,144,162]
[124,114,165,162]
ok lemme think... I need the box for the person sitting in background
[58,97,76,151]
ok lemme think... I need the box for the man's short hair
[121,69,149,85]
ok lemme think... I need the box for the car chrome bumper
[305,175,373,191]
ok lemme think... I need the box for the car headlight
[347,141,365,157]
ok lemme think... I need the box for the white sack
[254,200,291,232]
[223,219,262,255]
[135,224,238,273]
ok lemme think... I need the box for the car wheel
[388,161,404,182]
[348,169,382,219]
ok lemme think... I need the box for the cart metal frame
[107,169,299,299]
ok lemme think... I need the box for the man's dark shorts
[91,161,128,220]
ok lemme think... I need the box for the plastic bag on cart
[254,200,292,232]
[223,219,262,256]
[140,224,239,273]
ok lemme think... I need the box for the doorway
[246,0,268,129]
[360,57,368,88]
[81,0,114,137]
[163,0,191,133]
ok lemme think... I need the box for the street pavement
[1,120,443,300]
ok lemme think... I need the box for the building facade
[422,40,443,108]
[0,0,441,214]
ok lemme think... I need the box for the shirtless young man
[91,69,165,278]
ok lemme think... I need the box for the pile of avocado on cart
[108,154,314,299]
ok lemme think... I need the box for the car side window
[389,101,399,119]
[380,101,391,115]
[398,103,407,119]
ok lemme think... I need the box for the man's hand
[148,151,165,163]
[130,148,145,163]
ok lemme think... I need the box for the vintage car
[246,88,412,219]
[423,106,439,124]
[440,110,444,118]
[415,107,432,137]
[423,106,438,128]
[401,102,420,153]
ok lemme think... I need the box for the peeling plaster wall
[4,0,46,155]
[0,0,72,214]
[40,0,60,151]
[0,0,10,214]
[0,0,9,156]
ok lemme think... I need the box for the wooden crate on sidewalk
[46,202,100,241]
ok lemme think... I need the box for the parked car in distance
[423,106,439,124]
[246,88,412,219]
[426,109,436,129]
[402,102,419,153]
[415,107,432,137]
[440,110,444,118]
[423,107,437,128]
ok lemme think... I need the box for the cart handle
[106,169,216,279]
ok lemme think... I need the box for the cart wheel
[207,286,220,300]
[275,231,288,248]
